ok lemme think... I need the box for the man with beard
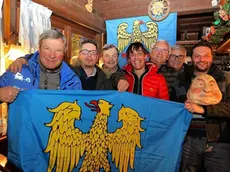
[170,40,230,172]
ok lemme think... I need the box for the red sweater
[124,62,169,100]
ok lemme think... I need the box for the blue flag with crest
[105,13,177,67]
[8,90,191,172]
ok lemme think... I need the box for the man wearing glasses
[72,39,129,91]
[150,40,170,69]
[150,40,188,94]
[158,45,188,94]
[168,45,187,71]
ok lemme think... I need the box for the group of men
[0,29,230,172]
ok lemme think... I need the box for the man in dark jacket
[170,40,230,172]
[100,44,126,88]
[72,39,129,91]
[158,44,188,94]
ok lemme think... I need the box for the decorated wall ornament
[148,0,170,21]
[187,74,222,105]
[209,0,230,44]
[85,0,93,13]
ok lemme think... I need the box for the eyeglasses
[170,54,185,60]
[80,49,97,56]
[153,47,168,53]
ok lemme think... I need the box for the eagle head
[118,105,145,122]
[85,99,113,116]
[134,20,144,26]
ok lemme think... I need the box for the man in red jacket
[123,42,169,100]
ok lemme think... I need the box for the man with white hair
[168,45,187,71]
[150,40,170,68]
[150,40,188,94]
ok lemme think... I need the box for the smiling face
[128,47,147,71]
[192,46,213,73]
[150,41,169,67]
[168,49,185,70]
[39,38,65,70]
[187,74,222,105]
[102,47,118,70]
[78,43,98,69]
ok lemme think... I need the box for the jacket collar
[124,62,157,74]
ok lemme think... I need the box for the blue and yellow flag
[106,13,177,67]
[8,90,191,172]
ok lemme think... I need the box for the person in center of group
[100,44,127,86]
[158,45,188,94]
[123,42,169,100]
[150,40,170,69]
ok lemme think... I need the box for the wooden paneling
[97,0,216,20]
[177,12,214,41]
[51,15,102,62]
[3,0,17,44]
[33,0,105,33]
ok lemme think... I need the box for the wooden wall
[33,0,105,33]
[96,0,216,20]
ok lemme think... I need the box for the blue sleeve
[0,71,12,104]
[76,76,82,90]
[0,71,11,88]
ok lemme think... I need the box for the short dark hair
[80,39,98,51]
[192,40,213,56]
[126,42,149,59]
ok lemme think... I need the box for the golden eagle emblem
[117,20,158,52]
[44,99,145,172]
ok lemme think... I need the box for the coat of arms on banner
[117,20,158,52]
[44,99,145,172]
[106,13,177,67]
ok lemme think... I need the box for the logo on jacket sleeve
[14,72,31,83]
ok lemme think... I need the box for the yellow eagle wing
[117,22,132,52]
[44,101,88,172]
[108,105,145,172]
[142,21,158,50]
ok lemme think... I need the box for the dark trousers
[180,136,230,172]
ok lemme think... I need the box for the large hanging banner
[106,13,177,67]
[8,90,191,172]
